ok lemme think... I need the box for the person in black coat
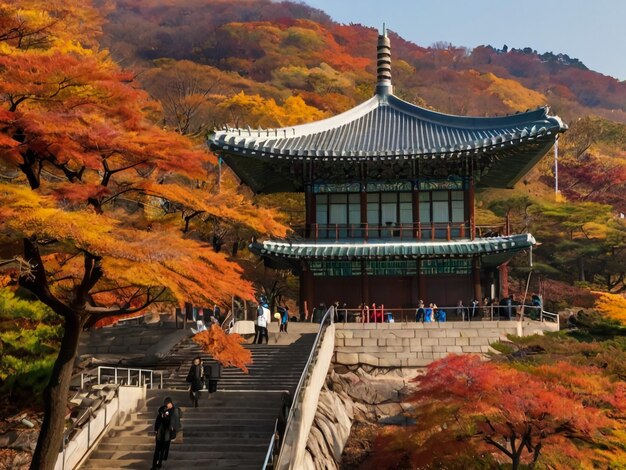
[151,397,181,470]
[186,356,204,407]
[203,360,222,397]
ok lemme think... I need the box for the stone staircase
[81,333,316,469]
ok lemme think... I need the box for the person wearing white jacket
[256,302,270,344]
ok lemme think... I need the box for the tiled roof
[250,233,535,260]
[209,94,566,160]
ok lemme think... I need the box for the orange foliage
[192,325,252,373]
[368,355,626,470]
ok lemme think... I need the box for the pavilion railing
[294,223,511,242]
[317,304,552,324]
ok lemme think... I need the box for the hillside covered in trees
[96,0,626,302]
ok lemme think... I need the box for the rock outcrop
[304,365,420,469]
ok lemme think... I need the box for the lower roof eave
[249,234,535,263]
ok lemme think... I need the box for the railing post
[128,369,131,386]
[447,223,451,241]
[431,222,435,240]
[335,224,339,241]
[460,223,465,238]
[418,222,421,240]
[114,368,118,385]
[97,367,101,385]
[315,223,318,240]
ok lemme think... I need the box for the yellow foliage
[479,72,546,112]
[595,293,626,323]
[218,91,326,128]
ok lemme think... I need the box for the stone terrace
[334,320,558,368]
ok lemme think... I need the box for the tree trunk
[30,312,82,470]
[578,257,586,282]
[511,455,520,470]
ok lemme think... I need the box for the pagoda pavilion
[209,30,567,315]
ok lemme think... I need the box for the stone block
[439,337,456,346]
[358,353,379,367]
[428,329,447,338]
[433,352,448,359]
[345,338,362,347]
[386,346,404,352]
[335,346,363,353]
[409,343,423,352]
[419,345,434,353]
[421,338,439,346]
[353,330,371,338]
[421,352,434,359]
[446,346,463,353]
[335,352,359,365]
[445,329,461,338]
[362,338,378,347]
[388,323,403,329]
[461,346,482,353]
[402,338,412,346]
[378,357,402,367]
[481,346,498,353]
[335,330,353,339]
[377,339,388,346]
[363,323,378,330]
[414,330,430,338]
[404,323,425,329]
[478,328,502,338]
[335,338,345,347]
[396,352,415,359]
[393,330,416,338]
[481,321,499,328]
[404,357,432,367]
[360,346,382,353]
[376,352,400,359]
[433,345,449,353]
[423,322,439,329]
[469,337,491,346]
[386,338,404,346]
[459,329,478,337]
[455,337,470,346]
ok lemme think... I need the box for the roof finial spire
[376,25,392,96]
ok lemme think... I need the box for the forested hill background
[99,0,626,303]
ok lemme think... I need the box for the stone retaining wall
[334,320,557,368]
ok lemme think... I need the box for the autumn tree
[192,324,252,373]
[368,355,625,469]
[0,2,286,469]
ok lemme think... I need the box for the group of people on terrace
[311,293,543,324]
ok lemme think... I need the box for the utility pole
[554,135,559,198]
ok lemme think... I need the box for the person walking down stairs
[203,360,221,398]
[151,397,181,470]
[186,356,204,407]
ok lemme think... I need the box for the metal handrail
[540,309,560,327]
[95,366,163,389]
[271,306,334,468]
[61,386,120,470]
[333,304,550,324]
[262,418,279,470]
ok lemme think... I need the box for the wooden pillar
[305,185,315,238]
[360,188,367,239]
[468,177,475,239]
[300,266,314,321]
[499,262,509,298]
[412,184,420,239]
[418,259,426,302]
[472,256,482,301]
[411,259,420,306]
[361,260,369,306]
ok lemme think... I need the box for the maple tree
[368,354,626,470]
[0,2,286,469]
[192,324,252,373]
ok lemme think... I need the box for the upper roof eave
[209,93,567,160]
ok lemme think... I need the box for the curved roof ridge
[386,94,559,129]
